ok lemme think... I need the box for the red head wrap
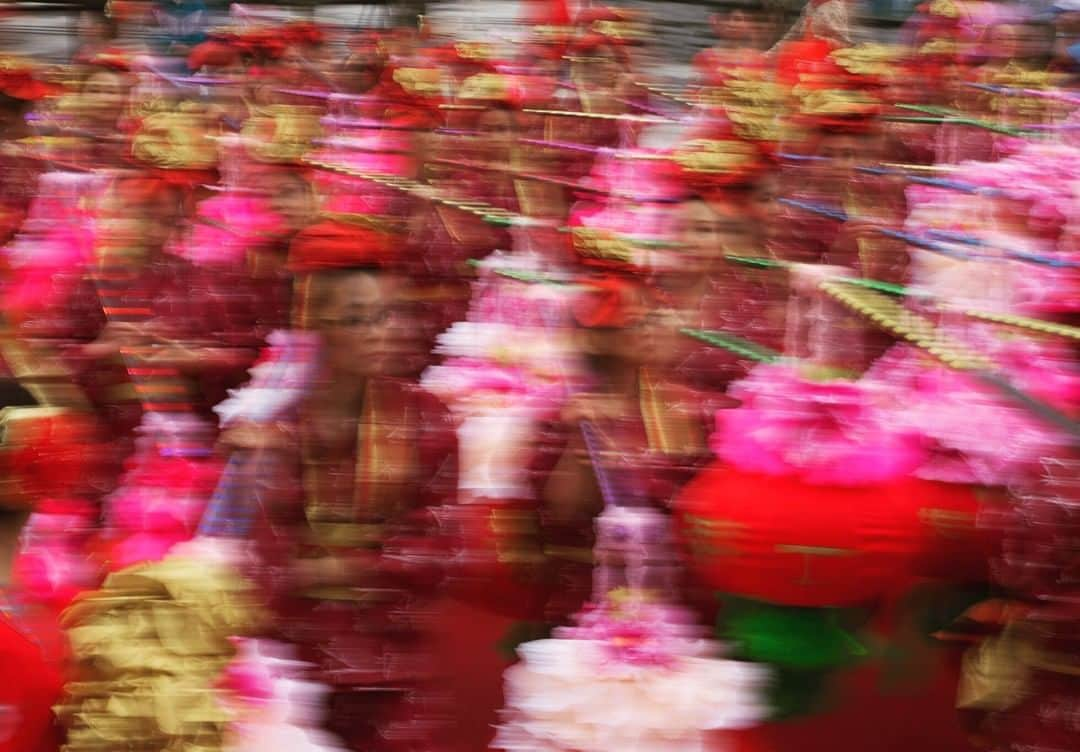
[287,218,400,273]
[0,408,105,508]
[572,274,649,329]
[187,41,240,71]
[0,59,61,101]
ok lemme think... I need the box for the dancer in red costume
[218,217,458,752]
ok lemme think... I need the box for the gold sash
[302,380,420,549]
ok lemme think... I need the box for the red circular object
[674,464,926,607]
[675,466,1002,606]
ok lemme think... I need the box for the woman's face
[584,308,687,372]
[315,271,429,379]
[629,308,688,370]
[572,46,626,94]
[80,71,128,125]
[673,199,754,277]
[678,199,722,262]
[268,174,317,231]
[475,108,515,161]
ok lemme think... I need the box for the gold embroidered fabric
[242,104,322,164]
[131,109,218,170]
[57,557,265,751]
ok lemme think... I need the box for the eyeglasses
[320,303,426,330]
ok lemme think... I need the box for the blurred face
[670,199,754,280]
[678,199,722,262]
[98,181,181,256]
[338,53,383,94]
[991,23,1052,63]
[814,132,879,191]
[475,108,515,160]
[0,97,29,133]
[572,46,626,92]
[712,10,774,48]
[583,308,687,372]
[817,133,861,173]
[268,174,316,231]
[315,271,429,379]
[630,308,688,369]
[80,71,128,125]
[749,174,779,226]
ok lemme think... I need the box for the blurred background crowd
[0,1,1076,751]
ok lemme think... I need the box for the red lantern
[675,465,1003,607]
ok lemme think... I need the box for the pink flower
[713,363,926,485]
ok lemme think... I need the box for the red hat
[571,274,649,329]
[0,408,105,508]
[527,0,572,26]
[84,46,140,72]
[287,218,400,273]
[781,41,887,133]
[524,0,575,56]
[455,72,556,109]
[568,4,646,59]
[281,20,324,48]
[0,59,62,101]
[673,117,769,192]
[187,41,240,71]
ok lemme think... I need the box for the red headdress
[287,218,407,330]
[372,61,447,130]
[571,274,649,329]
[287,218,400,274]
[571,5,648,56]
[0,58,62,102]
[523,0,575,59]
[280,20,325,48]
[82,46,139,72]
[784,42,885,134]
[672,116,770,195]
[186,41,241,71]
[0,407,106,508]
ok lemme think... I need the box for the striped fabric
[197,451,263,538]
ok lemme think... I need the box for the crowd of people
[0,0,1076,750]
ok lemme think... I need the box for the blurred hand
[82,321,150,359]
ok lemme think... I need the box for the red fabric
[186,41,239,71]
[0,71,60,102]
[287,220,399,273]
[526,0,571,26]
[0,609,65,752]
[0,411,105,504]
[571,274,647,328]
[438,499,552,619]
